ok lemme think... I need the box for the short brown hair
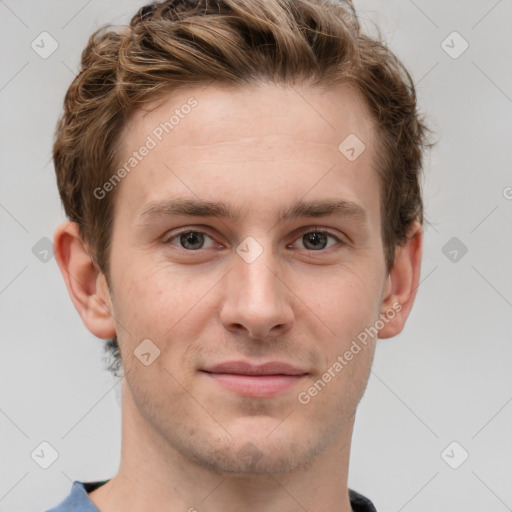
[53,0,434,374]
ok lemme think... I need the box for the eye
[164,227,343,252]
[291,230,341,251]
[167,230,217,250]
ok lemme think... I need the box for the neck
[89,384,356,512]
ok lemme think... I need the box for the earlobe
[378,221,423,339]
[53,221,117,339]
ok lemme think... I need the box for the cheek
[112,261,218,349]
[308,268,382,339]
[110,263,173,343]
[302,270,381,405]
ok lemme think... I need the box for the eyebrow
[139,198,368,225]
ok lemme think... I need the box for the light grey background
[1,1,511,511]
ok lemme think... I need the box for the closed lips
[201,361,308,376]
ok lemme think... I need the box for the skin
[54,82,422,512]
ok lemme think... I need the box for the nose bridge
[238,246,279,303]
[220,235,293,337]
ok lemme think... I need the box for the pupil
[304,232,327,250]
[180,232,203,250]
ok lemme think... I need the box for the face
[106,83,390,474]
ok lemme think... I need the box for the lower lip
[203,372,306,398]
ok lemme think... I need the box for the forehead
[113,82,380,226]
[124,82,376,152]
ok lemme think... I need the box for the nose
[219,242,294,340]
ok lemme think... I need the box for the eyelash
[164,226,344,252]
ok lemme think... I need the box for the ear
[53,221,116,339]
[378,221,423,339]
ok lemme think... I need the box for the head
[53,0,432,476]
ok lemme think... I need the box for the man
[48,0,431,510]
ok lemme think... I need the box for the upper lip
[202,361,308,376]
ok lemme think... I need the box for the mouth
[200,361,309,398]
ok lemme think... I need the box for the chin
[180,421,334,476]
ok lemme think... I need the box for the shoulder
[44,481,107,512]
[349,488,378,512]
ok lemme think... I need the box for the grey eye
[302,232,329,250]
